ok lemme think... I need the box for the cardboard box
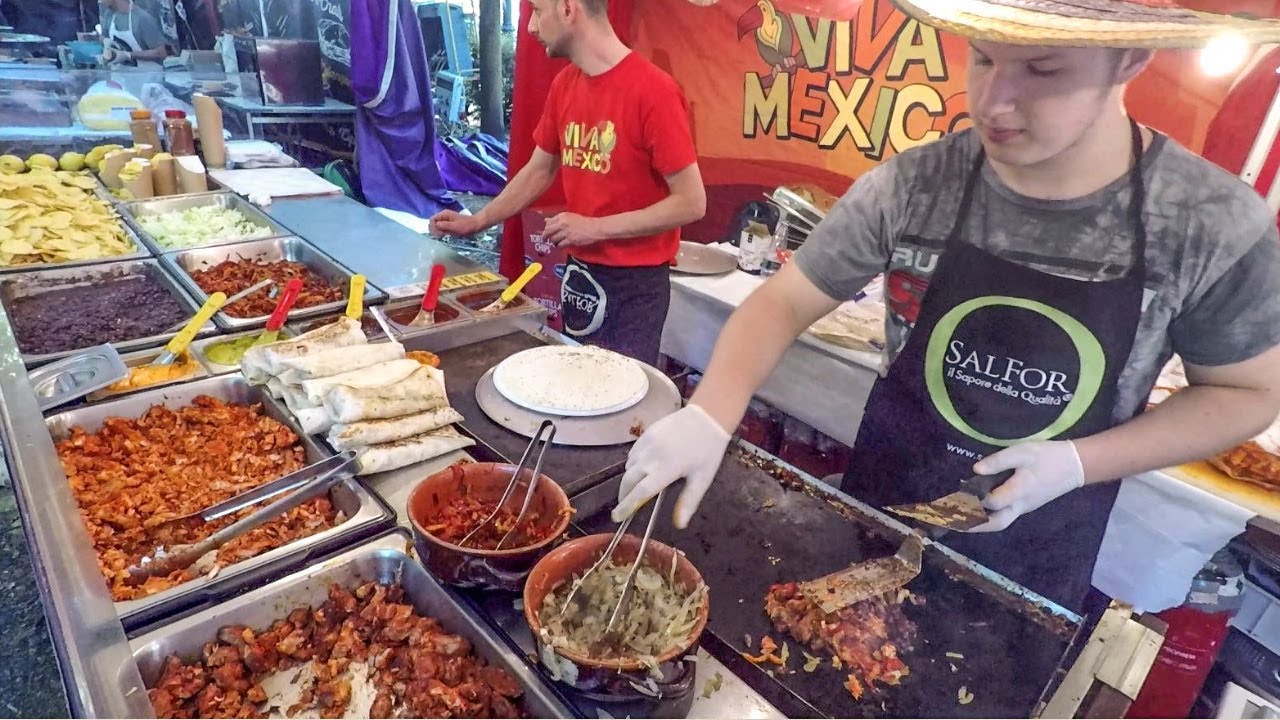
[521,206,567,332]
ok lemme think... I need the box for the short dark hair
[579,0,607,15]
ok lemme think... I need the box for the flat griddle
[572,447,1080,719]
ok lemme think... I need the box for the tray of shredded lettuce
[136,205,276,250]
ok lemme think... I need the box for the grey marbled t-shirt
[795,128,1280,423]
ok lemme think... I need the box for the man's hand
[430,210,485,237]
[614,405,732,529]
[545,212,602,248]
[967,440,1085,532]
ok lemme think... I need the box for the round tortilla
[493,345,649,416]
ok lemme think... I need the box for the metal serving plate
[190,327,297,376]
[1,258,214,367]
[161,236,386,331]
[121,191,290,254]
[0,209,151,275]
[82,345,212,403]
[44,375,395,631]
[128,530,575,718]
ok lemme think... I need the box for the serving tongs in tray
[460,419,557,549]
[125,450,358,585]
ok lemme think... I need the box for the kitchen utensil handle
[497,421,556,550]
[422,264,446,312]
[345,274,366,320]
[961,469,1015,499]
[199,451,360,522]
[203,451,357,547]
[501,262,542,304]
[165,292,225,355]
[607,488,665,633]
[266,278,303,331]
[225,278,273,307]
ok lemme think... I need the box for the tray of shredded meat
[160,237,385,330]
[133,530,574,719]
[46,375,396,631]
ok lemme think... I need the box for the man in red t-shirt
[431,0,705,364]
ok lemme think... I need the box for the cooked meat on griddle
[148,582,524,719]
[764,582,918,700]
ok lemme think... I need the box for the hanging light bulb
[1199,33,1250,77]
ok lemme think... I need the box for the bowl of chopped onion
[407,461,573,591]
[524,533,709,698]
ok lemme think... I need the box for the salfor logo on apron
[843,120,1150,613]
[560,256,671,365]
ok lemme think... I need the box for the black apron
[561,256,671,365]
[842,121,1149,613]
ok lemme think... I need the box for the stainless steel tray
[161,236,386,331]
[44,374,396,631]
[190,327,297,376]
[121,191,291,254]
[0,207,151,274]
[128,531,575,718]
[83,345,212,403]
[386,290,548,354]
[1,258,215,367]
[369,295,472,341]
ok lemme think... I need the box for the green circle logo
[924,296,1105,447]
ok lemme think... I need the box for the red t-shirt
[533,52,698,267]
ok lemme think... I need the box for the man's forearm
[595,193,704,241]
[473,164,557,230]
[690,283,816,432]
[1075,385,1279,484]
[132,46,170,61]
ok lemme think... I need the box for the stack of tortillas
[493,345,650,416]
[241,317,473,475]
[807,301,886,353]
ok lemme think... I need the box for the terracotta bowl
[522,534,710,699]
[406,462,571,591]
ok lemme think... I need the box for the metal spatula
[408,264,447,328]
[799,534,923,614]
[479,262,542,314]
[886,469,1014,533]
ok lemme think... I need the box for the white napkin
[1093,471,1253,612]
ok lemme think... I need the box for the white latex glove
[967,440,1085,533]
[613,404,731,529]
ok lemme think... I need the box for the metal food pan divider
[43,374,395,631]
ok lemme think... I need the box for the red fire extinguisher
[1126,550,1245,719]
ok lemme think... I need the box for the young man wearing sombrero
[616,0,1280,613]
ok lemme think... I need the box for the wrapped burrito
[241,317,366,383]
[279,341,406,381]
[300,359,423,406]
[281,383,319,414]
[328,407,465,451]
[354,426,475,476]
[266,376,287,400]
[295,407,335,436]
[324,366,448,423]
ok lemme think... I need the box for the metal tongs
[459,420,557,550]
[124,450,358,585]
[561,487,667,644]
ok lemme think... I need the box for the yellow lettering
[886,20,947,81]
[563,123,575,148]
[866,85,897,160]
[790,68,827,143]
[852,0,908,75]
[819,77,872,149]
[743,72,790,138]
[890,84,946,152]
[792,15,832,71]
[834,20,851,74]
[561,148,574,166]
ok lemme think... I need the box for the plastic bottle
[1125,549,1245,719]
[163,110,196,157]
[129,109,161,152]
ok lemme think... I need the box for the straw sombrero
[891,0,1280,49]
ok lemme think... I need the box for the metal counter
[263,195,490,297]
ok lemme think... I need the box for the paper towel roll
[176,155,208,194]
[152,154,178,196]
[193,94,226,169]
